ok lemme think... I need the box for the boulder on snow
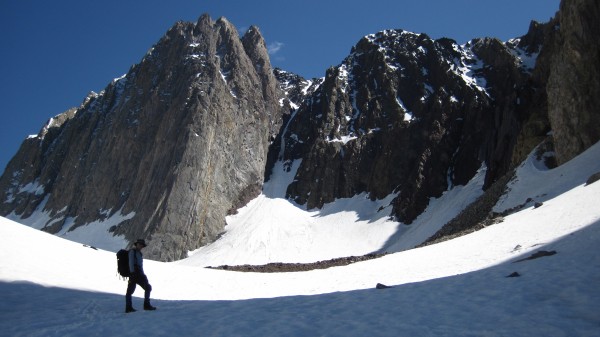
[585,171,600,186]
[376,283,394,289]
[513,250,557,263]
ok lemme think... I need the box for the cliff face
[547,0,600,164]
[0,15,283,261]
[276,27,548,224]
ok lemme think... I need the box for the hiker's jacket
[128,249,144,275]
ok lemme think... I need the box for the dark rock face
[510,19,559,168]
[280,28,547,224]
[547,0,600,164]
[264,69,323,182]
[0,14,283,261]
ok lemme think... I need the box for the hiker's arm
[128,250,135,274]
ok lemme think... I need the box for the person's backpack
[116,249,131,277]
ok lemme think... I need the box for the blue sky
[0,0,559,172]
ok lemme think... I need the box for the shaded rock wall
[547,0,600,164]
[280,27,548,224]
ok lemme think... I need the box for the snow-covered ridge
[360,28,519,97]
[506,38,540,71]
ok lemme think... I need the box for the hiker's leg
[137,274,152,301]
[125,278,137,311]
[138,274,155,309]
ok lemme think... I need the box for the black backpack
[116,249,131,277]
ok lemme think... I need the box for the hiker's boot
[144,301,156,311]
[125,306,137,313]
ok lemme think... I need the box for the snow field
[1,141,599,336]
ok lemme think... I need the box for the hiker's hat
[134,239,147,247]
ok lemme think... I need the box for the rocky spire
[0,14,284,261]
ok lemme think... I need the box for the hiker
[125,239,156,313]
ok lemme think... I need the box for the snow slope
[180,159,486,268]
[1,142,599,336]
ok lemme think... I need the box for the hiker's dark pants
[125,272,152,308]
